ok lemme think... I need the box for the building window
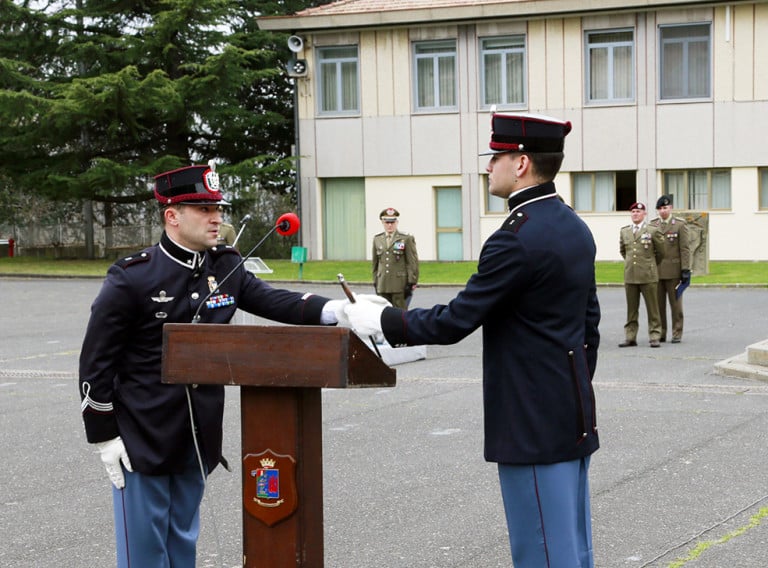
[659,23,711,100]
[760,168,768,210]
[435,187,463,260]
[317,46,359,114]
[414,40,457,111]
[322,178,366,259]
[663,169,731,210]
[480,35,526,108]
[585,29,634,103]
[572,171,636,212]
[482,175,507,213]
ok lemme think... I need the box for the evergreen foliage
[0,0,329,227]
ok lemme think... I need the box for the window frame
[662,169,731,210]
[659,22,712,101]
[434,186,463,260]
[322,177,366,259]
[571,171,637,212]
[413,40,458,112]
[479,35,527,109]
[481,174,508,214]
[316,45,360,116]
[760,168,768,210]
[584,28,635,104]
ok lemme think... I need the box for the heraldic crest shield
[243,449,298,527]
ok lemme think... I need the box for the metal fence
[0,187,296,259]
[0,222,162,258]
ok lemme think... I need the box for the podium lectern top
[161,324,395,389]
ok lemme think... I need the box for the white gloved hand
[344,298,386,338]
[95,436,133,489]
[351,295,390,344]
[352,294,392,308]
[322,299,350,326]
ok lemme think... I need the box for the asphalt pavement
[1,277,767,567]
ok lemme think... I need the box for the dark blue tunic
[380,183,601,465]
[79,232,329,475]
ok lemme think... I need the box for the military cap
[379,207,400,221]
[153,163,229,206]
[656,195,673,209]
[480,112,572,155]
[629,202,646,211]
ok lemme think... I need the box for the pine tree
[0,0,327,213]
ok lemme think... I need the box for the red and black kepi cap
[153,163,229,206]
[480,112,572,156]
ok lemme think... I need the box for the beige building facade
[259,0,768,263]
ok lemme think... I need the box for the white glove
[352,295,391,344]
[344,298,386,338]
[352,294,392,308]
[95,436,133,489]
[323,295,390,326]
[322,299,350,326]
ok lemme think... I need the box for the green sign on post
[291,246,307,279]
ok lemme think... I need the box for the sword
[337,273,382,359]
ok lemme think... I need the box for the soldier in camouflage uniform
[619,202,666,348]
[372,208,419,309]
[649,195,691,343]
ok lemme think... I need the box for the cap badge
[204,169,220,194]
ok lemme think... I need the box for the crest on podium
[244,449,298,526]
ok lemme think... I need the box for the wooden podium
[161,324,396,567]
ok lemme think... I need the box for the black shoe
[650,340,661,348]
[619,340,638,347]
[671,337,681,344]
[660,337,666,343]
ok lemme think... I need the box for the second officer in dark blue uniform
[79,163,347,567]
[346,114,601,568]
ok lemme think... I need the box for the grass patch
[0,256,115,277]
[667,507,768,568]
[259,260,480,284]
[0,256,766,286]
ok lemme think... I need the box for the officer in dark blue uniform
[79,163,347,567]
[346,114,601,568]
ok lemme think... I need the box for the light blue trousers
[112,450,205,568]
[498,456,593,568]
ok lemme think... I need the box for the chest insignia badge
[206,294,235,309]
[151,290,174,303]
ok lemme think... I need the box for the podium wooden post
[161,324,395,567]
